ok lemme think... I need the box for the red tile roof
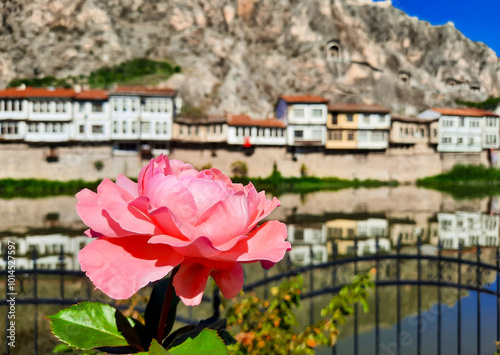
[0,87,76,98]
[109,86,176,96]
[227,114,286,128]
[328,103,391,114]
[430,107,499,117]
[279,95,328,104]
[74,90,108,100]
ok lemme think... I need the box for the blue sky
[373,0,500,56]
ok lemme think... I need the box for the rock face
[0,0,499,117]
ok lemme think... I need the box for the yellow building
[326,103,391,150]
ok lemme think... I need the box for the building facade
[417,108,500,152]
[275,95,328,147]
[326,103,391,150]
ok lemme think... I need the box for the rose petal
[185,176,229,217]
[146,175,198,225]
[115,174,139,198]
[79,236,184,299]
[76,188,130,238]
[97,179,159,235]
[236,221,290,264]
[195,191,250,246]
[173,262,211,306]
[211,263,244,300]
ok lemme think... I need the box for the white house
[438,212,499,249]
[73,89,111,142]
[275,95,328,146]
[0,87,75,143]
[226,114,287,146]
[417,107,499,152]
[108,86,176,153]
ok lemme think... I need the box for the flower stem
[156,265,180,344]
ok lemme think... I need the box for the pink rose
[77,155,290,306]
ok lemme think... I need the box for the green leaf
[149,339,169,355]
[47,302,136,350]
[168,329,228,355]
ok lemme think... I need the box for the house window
[470,120,479,128]
[469,138,474,145]
[459,118,465,127]
[420,128,425,137]
[92,103,103,113]
[33,101,40,113]
[294,130,304,139]
[433,129,437,137]
[293,108,305,119]
[363,115,370,124]
[141,122,150,133]
[312,109,323,118]
[79,103,85,113]
[312,129,322,140]
[347,132,354,141]
[122,122,127,134]
[79,125,85,134]
[92,125,104,134]
[331,114,338,125]
[41,101,48,113]
[379,115,385,123]
[442,137,452,144]
[457,137,463,144]
[156,122,161,134]
[187,125,192,135]
[486,135,497,144]
[346,114,354,123]
[28,123,37,133]
[358,132,367,141]
[113,101,119,112]
[122,100,128,112]
[372,131,384,141]
[195,126,199,135]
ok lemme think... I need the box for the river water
[1,186,499,354]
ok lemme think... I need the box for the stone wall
[0,143,492,182]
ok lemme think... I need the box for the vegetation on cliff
[456,97,500,111]
[7,58,181,89]
[417,164,500,199]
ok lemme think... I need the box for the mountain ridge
[0,0,498,117]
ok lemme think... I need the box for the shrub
[231,161,248,177]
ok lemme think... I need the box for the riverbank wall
[0,143,492,182]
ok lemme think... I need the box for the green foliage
[232,166,397,196]
[180,103,204,119]
[86,58,180,88]
[48,278,233,354]
[300,163,308,177]
[417,164,500,199]
[456,97,500,111]
[231,161,249,178]
[0,178,101,199]
[47,302,135,350]
[7,58,180,89]
[93,160,104,171]
[166,329,228,355]
[226,274,374,355]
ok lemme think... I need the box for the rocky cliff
[0,0,499,117]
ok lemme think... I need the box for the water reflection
[1,187,500,354]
